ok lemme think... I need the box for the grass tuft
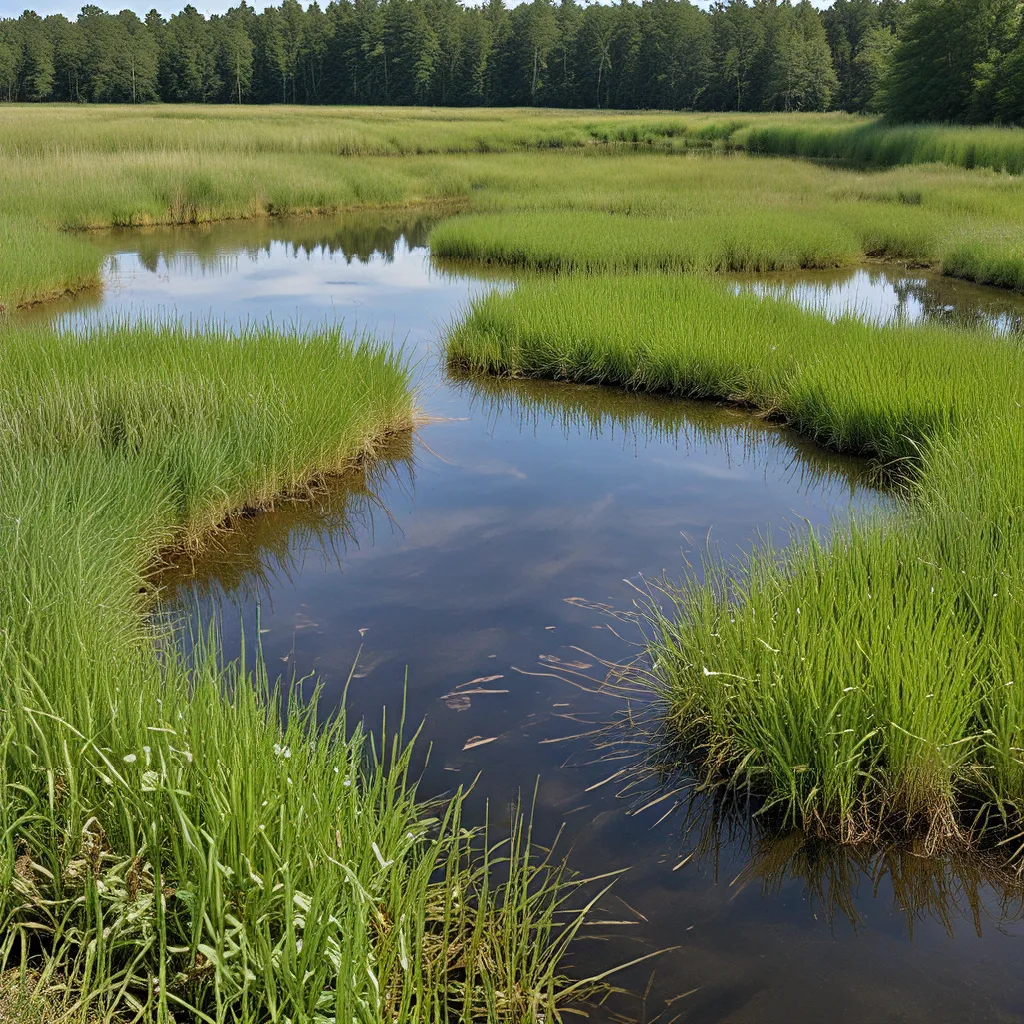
[446,273,1024,852]
[0,317,603,1021]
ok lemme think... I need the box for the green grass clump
[432,210,861,274]
[429,150,1024,289]
[0,219,102,312]
[739,118,1024,174]
[427,195,984,283]
[0,318,602,1022]
[943,232,1024,293]
[447,273,1024,851]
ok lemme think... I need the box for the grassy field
[447,274,1024,851]
[735,117,1024,174]
[0,318,609,1022]
[3,106,1022,171]
[5,103,1024,1012]
[429,154,1024,288]
[4,106,1024,311]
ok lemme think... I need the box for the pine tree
[19,11,55,100]
[886,0,996,122]
[218,4,255,103]
[994,32,1024,123]
[301,1,331,102]
[163,5,220,102]
[711,0,765,110]
[823,0,881,111]
[0,22,19,102]
[45,14,84,101]
[853,23,897,112]
[578,4,617,108]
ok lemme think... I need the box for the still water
[51,215,1024,1023]
[732,264,1024,335]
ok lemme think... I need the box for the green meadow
[4,107,1024,311]
[429,156,1024,288]
[4,103,1024,1017]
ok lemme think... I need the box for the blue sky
[0,0,833,18]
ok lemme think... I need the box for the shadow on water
[449,371,885,496]
[609,723,1024,943]
[154,431,417,607]
[41,211,1024,1023]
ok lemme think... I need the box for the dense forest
[0,0,1021,123]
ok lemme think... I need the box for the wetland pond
[49,214,1024,1023]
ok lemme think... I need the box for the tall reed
[738,117,1024,174]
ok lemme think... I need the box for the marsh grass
[737,117,1024,174]
[5,107,1024,310]
[447,273,1024,854]
[0,316,608,1022]
[431,210,862,274]
[428,170,1018,288]
[0,220,103,312]
[427,145,1024,291]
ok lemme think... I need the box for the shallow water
[732,264,1024,335]
[50,216,1024,1023]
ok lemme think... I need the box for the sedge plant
[446,273,1024,853]
[0,316,608,1022]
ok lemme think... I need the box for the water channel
[43,213,1024,1023]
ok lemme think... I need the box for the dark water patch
[48,214,1024,1023]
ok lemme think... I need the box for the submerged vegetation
[0,318,606,1020]
[448,274,1024,851]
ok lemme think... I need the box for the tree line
[0,0,1021,123]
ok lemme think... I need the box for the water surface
[49,215,1024,1024]
[732,264,1024,335]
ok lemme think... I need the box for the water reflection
[155,432,415,606]
[454,372,881,496]
[671,792,1024,941]
[41,213,1024,1023]
[123,210,438,275]
[734,265,1024,335]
